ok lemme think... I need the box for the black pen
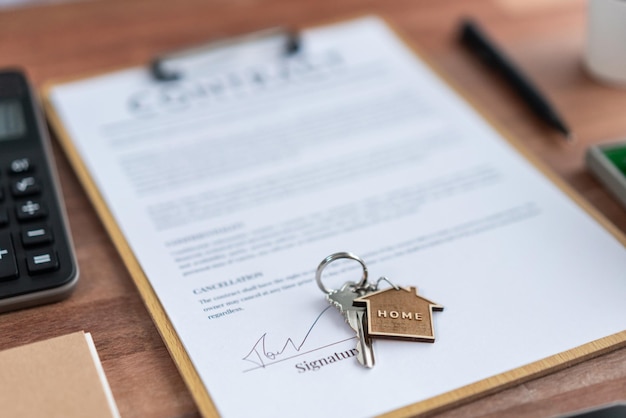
[459,19,574,142]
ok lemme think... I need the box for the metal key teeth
[327,288,376,368]
[325,294,345,313]
[326,285,358,312]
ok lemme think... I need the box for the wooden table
[1,0,626,416]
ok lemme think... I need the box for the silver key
[327,284,375,368]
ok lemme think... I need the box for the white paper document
[47,17,626,417]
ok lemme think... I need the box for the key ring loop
[315,252,368,295]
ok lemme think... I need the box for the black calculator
[0,69,78,313]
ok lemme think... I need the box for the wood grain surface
[2,0,626,417]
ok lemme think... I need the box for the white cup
[586,0,626,86]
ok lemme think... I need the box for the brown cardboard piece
[0,331,119,418]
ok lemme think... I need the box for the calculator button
[0,208,7,227]
[26,250,59,274]
[21,225,53,247]
[0,233,18,281]
[16,200,47,221]
[11,176,41,197]
[9,158,33,175]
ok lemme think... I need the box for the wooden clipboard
[41,15,626,418]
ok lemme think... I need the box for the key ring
[315,252,368,295]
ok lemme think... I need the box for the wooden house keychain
[316,252,443,368]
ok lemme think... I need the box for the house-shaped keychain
[354,286,443,342]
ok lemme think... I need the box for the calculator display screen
[0,99,26,141]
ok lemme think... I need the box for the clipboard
[41,16,626,418]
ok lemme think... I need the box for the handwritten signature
[242,306,335,369]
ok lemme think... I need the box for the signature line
[242,306,354,371]
[242,337,356,373]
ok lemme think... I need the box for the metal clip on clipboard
[150,28,301,81]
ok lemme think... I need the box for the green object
[587,141,626,209]
[602,146,626,176]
